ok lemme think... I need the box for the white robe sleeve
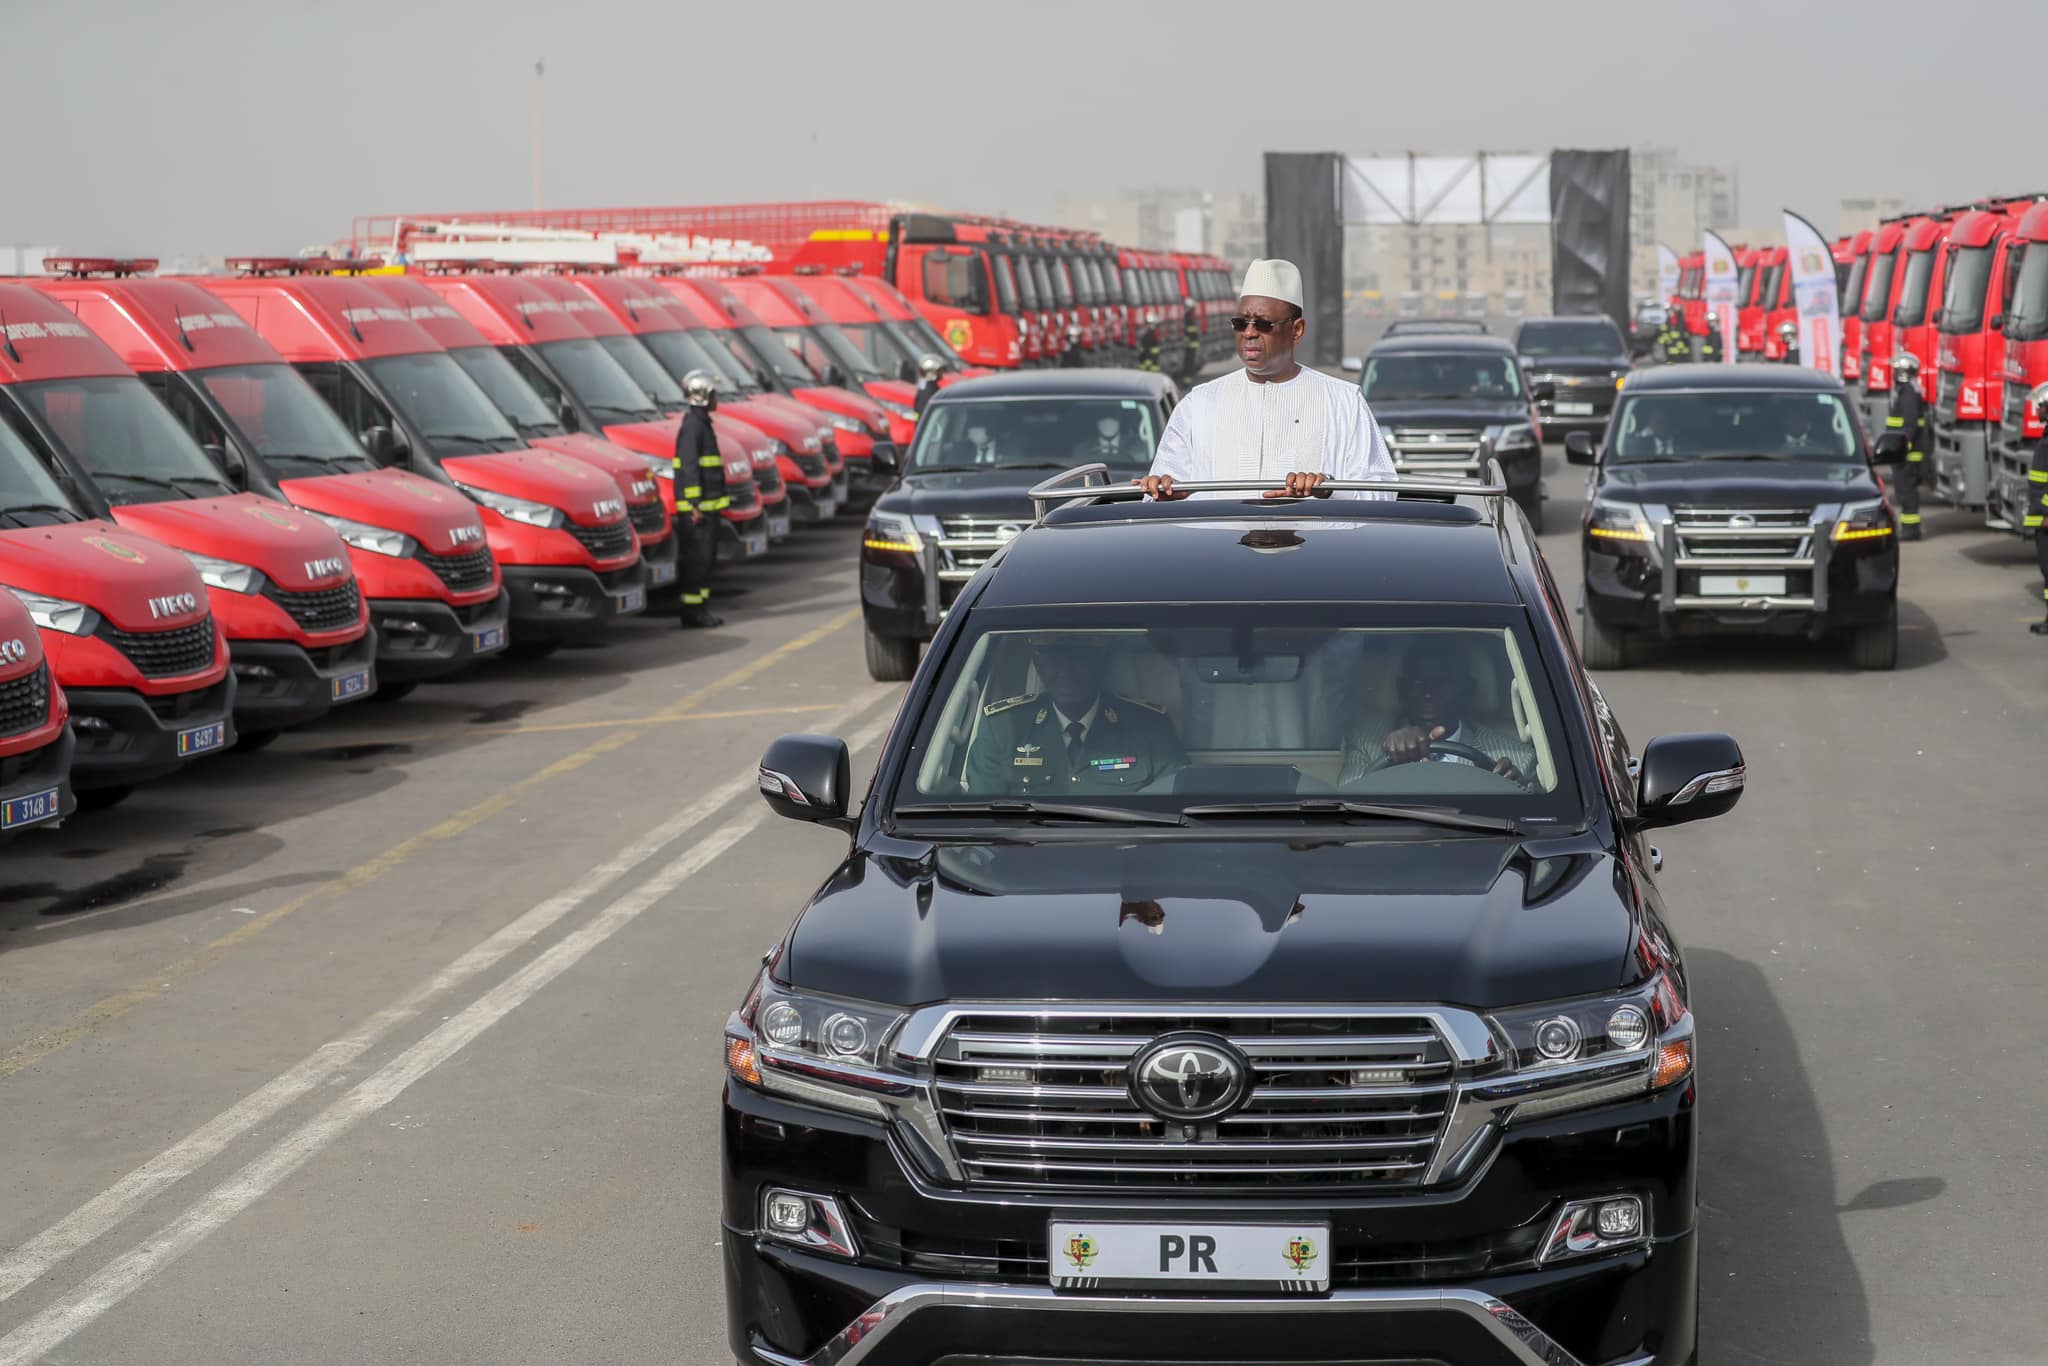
[1324,385,1398,501]
[1147,386,1203,486]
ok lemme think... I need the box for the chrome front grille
[931,1010,1455,1192]
[934,514,1028,583]
[1671,506,1813,561]
[1937,371,1961,420]
[1383,426,1486,472]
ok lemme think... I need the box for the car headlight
[862,508,924,556]
[1488,423,1539,453]
[801,435,823,453]
[725,968,912,1120]
[766,439,793,462]
[13,589,100,636]
[308,512,417,558]
[829,416,863,434]
[1488,971,1693,1119]
[1587,498,1654,550]
[180,551,265,594]
[1832,496,1895,542]
[454,483,565,530]
[878,399,917,420]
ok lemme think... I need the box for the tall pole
[531,60,544,210]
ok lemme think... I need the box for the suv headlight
[725,968,912,1120]
[13,589,100,636]
[1832,496,1895,542]
[454,483,565,530]
[1488,422,1539,453]
[180,551,265,594]
[309,512,416,558]
[1489,971,1693,1120]
[862,508,924,557]
[1587,498,1655,550]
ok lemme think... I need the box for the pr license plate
[648,559,678,587]
[330,670,372,703]
[176,720,227,758]
[613,587,647,615]
[1699,574,1787,597]
[1554,401,1595,415]
[472,626,506,655]
[768,510,792,540]
[1,786,61,830]
[1048,1221,1330,1292]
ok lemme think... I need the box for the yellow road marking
[0,608,860,1081]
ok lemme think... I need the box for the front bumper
[65,677,238,790]
[0,726,77,836]
[850,445,897,496]
[229,629,380,732]
[1930,414,1989,509]
[1584,529,1897,637]
[501,562,648,640]
[718,516,773,564]
[368,593,511,682]
[788,482,843,525]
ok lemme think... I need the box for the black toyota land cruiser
[725,464,1744,1366]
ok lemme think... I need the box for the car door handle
[1648,846,1663,874]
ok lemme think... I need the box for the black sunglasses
[1229,315,1293,334]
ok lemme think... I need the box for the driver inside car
[962,637,1187,795]
[1337,634,1536,787]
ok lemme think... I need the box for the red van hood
[109,493,353,593]
[273,467,490,558]
[599,417,680,462]
[0,587,50,684]
[0,520,211,634]
[862,379,917,407]
[440,450,631,527]
[529,433,664,505]
[724,397,824,452]
[792,385,889,429]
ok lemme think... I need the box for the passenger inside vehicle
[1610,391,1860,461]
[1336,633,1536,788]
[912,399,1158,473]
[960,636,1187,795]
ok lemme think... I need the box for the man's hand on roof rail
[1265,471,1331,499]
[1136,473,1189,501]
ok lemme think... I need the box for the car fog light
[74,716,114,732]
[1606,1005,1650,1052]
[1348,1066,1408,1087]
[758,1188,858,1258]
[1533,1015,1582,1062]
[764,1191,810,1234]
[1596,1198,1643,1238]
[975,1065,1031,1085]
[1540,1194,1649,1264]
[233,664,279,680]
[379,618,430,637]
[761,1002,804,1047]
[531,581,573,597]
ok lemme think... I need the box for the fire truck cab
[1931,201,2031,511]
[1989,199,2048,535]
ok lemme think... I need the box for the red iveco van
[0,585,76,836]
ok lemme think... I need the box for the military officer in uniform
[962,638,1186,795]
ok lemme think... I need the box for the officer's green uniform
[963,692,1187,795]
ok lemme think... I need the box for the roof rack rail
[1026,460,1510,522]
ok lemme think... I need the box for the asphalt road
[1,444,2043,1366]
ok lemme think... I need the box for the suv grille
[628,500,667,536]
[0,664,50,738]
[100,617,217,679]
[935,515,1027,583]
[1383,426,1486,472]
[1672,505,1813,560]
[568,519,635,561]
[267,581,360,633]
[1937,370,1961,420]
[419,546,495,592]
[932,1010,1455,1192]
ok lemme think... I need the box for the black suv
[1351,335,1546,529]
[1570,363,1900,670]
[859,370,1176,681]
[1515,316,1632,439]
[726,465,1745,1366]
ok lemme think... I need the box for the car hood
[862,378,917,407]
[529,433,663,505]
[875,465,1116,521]
[109,493,354,592]
[1600,458,1879,506]
[0,518,214,634]
[597,417,681,463]
[440,450,633,526]
[783,836,1636,1011]
[1369,399,1530,427]
[722,398,821,451]
[792,384,889,430]
[1520,353,1627,374]
[275,468,489,558]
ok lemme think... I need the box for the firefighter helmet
[917,353,946,379]
[1893,351,1920,379]
[683,370,717,404]
[1776,321,1798,342]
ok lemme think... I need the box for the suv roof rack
[1026,461,1510,522]
[1383,319,1489,336]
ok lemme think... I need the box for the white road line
[0,686,891,1311]
[0,706,894,1365]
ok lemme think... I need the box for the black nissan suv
[1515,316,1631,439]
[725,465,1746,1366]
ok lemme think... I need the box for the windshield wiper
[985,462,1069,471]
[895,800,1184,826]
[96,471,227,498]
[2,502,80,525]
[1696,452,1787,462]
[1181,799,1521,834]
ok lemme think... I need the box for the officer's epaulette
[1114,694,1168,714]
[982,692,1038,717]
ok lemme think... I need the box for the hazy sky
[10,0,2041,260]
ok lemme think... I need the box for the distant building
[1053,189,1263,270]
[1837,196,1914,236]
[1629,146,1742,301]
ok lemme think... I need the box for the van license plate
[813,497,838,521]
[330,670,372,703]
[1,786,61,829]
[648,559,678,587]
[1047,1220,1329,1292]
[613,587,647,615]
[177,721,227,758]
[768,510,792,540]
[472,626,506,655]
[1699,574,1786,597]
[743,530,768,558]
[1554,401,1595,416]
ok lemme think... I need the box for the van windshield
[197,363,374,476]
[531,339,661,423]
[445,346,563,440]
[739,324,822,385]
[594,334,687,410]
[687,330,769,393]
[1758,264,1786,311]
[17,375,237,504]
[1940,245,1994,335]
[775,322,884,383]
[361,351,523,458]
[637,329,741,395]
[1893,249,1937,327]
[0,405,85,522]
[1736,262,1757,305]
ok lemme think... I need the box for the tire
[234,729,280,753]
[366,681,418,704]
[1515,486,1544,535]
[864,628,919,683]
[77,786,135,811]
[1851,601,1899,671]
[1578,604,1629,670]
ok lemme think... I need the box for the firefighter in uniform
[1137,322,1164,373]
[1775,321,1801,364]
[1698,310,1724,364]
[1181,303,1202,379]
[673,371,727,628]
[913,354,945,419]
[2027,387,2048,635]
[1657,307,1691,364]
[1059,324,1086,367]
[961,638,1186,796]
[1882,351,1927,541]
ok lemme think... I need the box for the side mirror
[1930,308,1943,325]
[204,441,247,489]
[825,363,850,388]
[758,734,854,830]
[360,425,406,467]
[899,359,919,384]
[556,399,580,434]
[1532,381,1557,402]
[1634,732,1745,830]
[1990,313,2005,331]
[1564,431,1597,465]
[1340,356,1363,374]
[869,443,901,477]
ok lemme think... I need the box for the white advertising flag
[1704,231,1739,364]
[1783,210,1841,375]
[1657,243,1680,305]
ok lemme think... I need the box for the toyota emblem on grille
[1128,1034,1251,1121]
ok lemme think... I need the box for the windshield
[991,254,1020,314]
[1860,248,1899,323]
[1610,390,1862,463]
[1894,249,1937,327]
[838,321,916,378]
[1940,245,1994,335]
[197,363,374,476]
[2006,243,2048,342]
[446,346,562,439]
[361,352,523,459]
[638,329,742,395]
[1737,262,1757,305]
[737,324,820,385]
[17,375,236,503]
[909,397,1159,473]
[1013,256,1043,311]
[891,617,1577,826]
[687,329,769,392]
[1759,264,1786,311]
[1839,254,1868,317]
[1362,352,1524,401]
[905,315,963,364]
[1516,320,1623,357]
[594,334,687,409]
[530,339,661,424]
[0,404,84,520]
[775,322,883,383]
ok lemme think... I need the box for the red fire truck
[1853,219,1913,435]
[1734,246,1766,356]
[1989,199,2048,535]
[1930,200,2033,512]
[1836,232,1871,380]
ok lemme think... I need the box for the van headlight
[13,589,100,636]
[309,513,416,558]
[725,970,913,1120]
[454,483,566,530]
[180,551,265,594]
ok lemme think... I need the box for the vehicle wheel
[234,729,280,753]
[77,786,135,811]
[1851,602,1899,671]
[1515,486,1543,535]
[864,628,919,683]
[366,681,418,704]
[1578,604,1629,670]
[507,641,561,661]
